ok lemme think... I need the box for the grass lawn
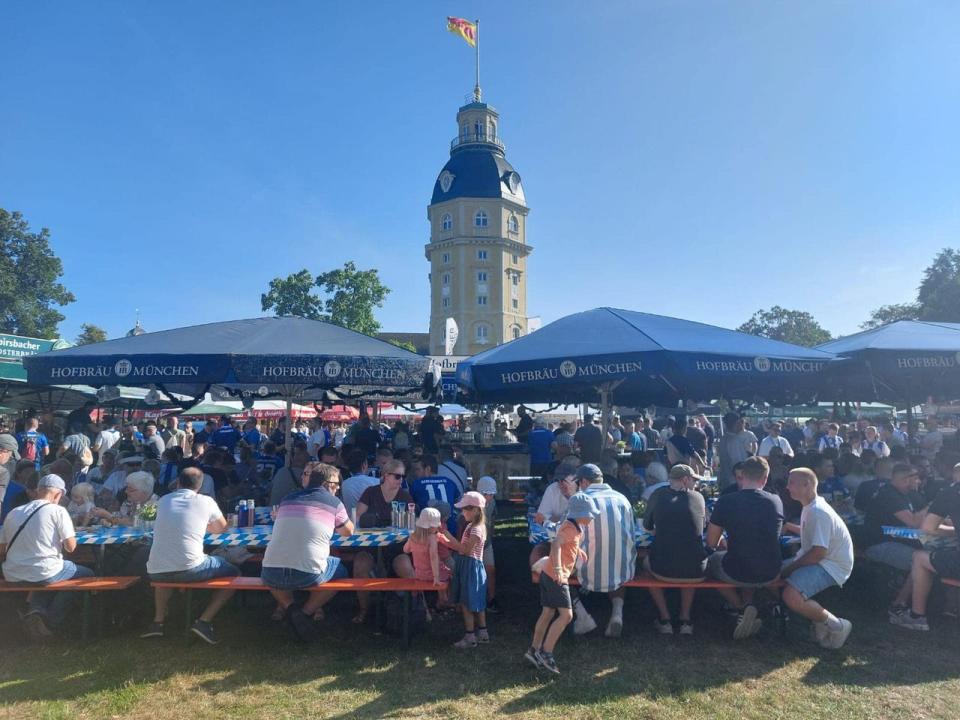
[1,509,958,720]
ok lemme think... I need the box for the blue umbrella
[817,320,960,402]
[456,307,836,406]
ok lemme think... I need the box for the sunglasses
[386,473,406,480]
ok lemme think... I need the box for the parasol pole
[285,397,293,466]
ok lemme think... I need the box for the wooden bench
[0,576,141,639]
[150,576,448,648]
[531,571,787,634]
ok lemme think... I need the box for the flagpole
[474,19,481,102]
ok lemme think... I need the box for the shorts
[539,572,572,610]
[782,561,837,600]
[261,558,347,590]
[482,540,495,567]
[865,541,916,572]
[930,548,960,580]
[643,555,705,583]
[707,552,778,588]
[148,554,240,583]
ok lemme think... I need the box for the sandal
[311,608,325,622]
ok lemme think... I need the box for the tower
[426,98,531,356]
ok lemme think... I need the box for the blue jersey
[16,430,49,469]
[411,475,462,533]
[243,429,263,449]
[527,428,554,465]
[210,426,241,452]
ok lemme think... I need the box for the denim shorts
[865,541,916,572]
[261,557,347,590]
[148,554,240,583]
[783,562,837,600]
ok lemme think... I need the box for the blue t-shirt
[1,481,27,522]
[243,429,263,449]
[15,430,49,469]
[527,428,554,465]
[628,431,646,451]
[410,475,462,534]
[210,425,242,452]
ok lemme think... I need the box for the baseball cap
[0,433,20,460]
[117,455,144,465]
[668,464,703,481]
[416,507,442,529]
[566,491,600,521]
[427,499,451,520]
[454,490,486,509]
[575,463,603,482]
[38,474,66,492]
[476,476,497,494]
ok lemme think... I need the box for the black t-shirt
[573,424,603,463]
[419,417,442,453]
[854,478,881,513]
[357,485,414,527]
[928,484,960,542]
[709,489,784,583]
[644,487,707,579]
[354,427,381,456]
[864,484,920,548]
[686,426,708,454]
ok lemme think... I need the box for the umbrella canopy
[817,320,960,402]
[456,307,837,405]
[320,404,360,422]
[23,317,434,402]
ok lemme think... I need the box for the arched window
[512,326,522,340]
[474,209,488,228]
[474,120,483,140]
[489,121,497,139]
[508,214,518,233]
[442,273,450,286]
[476,324,490,343]
[442,213,452,231]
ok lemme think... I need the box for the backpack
[21,435,38,463]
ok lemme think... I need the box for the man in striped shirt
[572,463,636,637]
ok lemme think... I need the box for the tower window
[508,215,518,233]
[512,299,519,310]
[442,273,450,286]
[442,297,450,308]
[442,213,452,231]
[476,324,489,343]
[474,209,488,228]
[474,120,483,140]
[477,295,488,306]
[511,274,519,286]
[512,254,519,264]
[477,249,488,261]
[512,326,522,340]
[442,252,451,264]
[477,271,487,283]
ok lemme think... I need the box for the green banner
[0,333,56,362]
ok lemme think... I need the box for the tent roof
[817,320,960,353]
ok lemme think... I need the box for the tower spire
[473,19,481,102]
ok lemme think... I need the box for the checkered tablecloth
[74,526,151,545]
[528,519,654,548]
[73,524,409,548]
[882,525,921,540]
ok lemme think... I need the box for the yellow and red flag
[447,16,477,47]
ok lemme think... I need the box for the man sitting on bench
[0,473,94,638]
[142,467,239,644]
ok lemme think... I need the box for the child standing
[526,492,599,674]
[443,491,488,648]
[403,507,453,605]
[67,482,96,526]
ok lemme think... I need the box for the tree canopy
[861,302,920,330]
[737,306,832,347]
[261,262,390,336]
[76,323,108,346]
[863,248,960,328]
[0,209,75,338]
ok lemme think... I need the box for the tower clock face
[439,171,455,193]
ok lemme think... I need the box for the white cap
[476,476,497,494]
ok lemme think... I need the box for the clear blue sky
[3,1,958,345]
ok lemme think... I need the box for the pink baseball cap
[454,490,486,509]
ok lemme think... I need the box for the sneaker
[678,621,694,636]
[524,646,543,669]
[890,612,929,632]
[573,612,598,635]
[286,605,318,642]
[22,610,52,638]
[190,619,219,645]
[537,651,560,675]
[453,634,478,649]
[820,618,853,649]
[140,622,165,639]
[477,628,490,644]
[887,604,908,621]
[733,605,761,640]
[653,619,674,635]
[813,622,829,644]
[604,616,623,638]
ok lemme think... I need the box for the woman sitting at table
[90,471,157,526]
[351,459,416,623]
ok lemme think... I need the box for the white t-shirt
[536,481,569,523]
[146,489,223,574]
[103,469,128,495]
[920,430,943,459]
[759,435,793,457]
[438,461,468,495]
[798,496,854,586]
[341,474,379,516]
[0,500,75,582]
[309,430,327,454]
[94,429,120,454]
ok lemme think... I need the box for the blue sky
[2,1,958,345]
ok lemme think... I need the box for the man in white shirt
[781,468,854,649]
[308,420,328,458]
[919,418,943,460]
[93,416,121,458]
[437,448,468,495]
[529,462,580,568]
[142,467,238,644]
[0,474,94,637]
[758,422,794,458]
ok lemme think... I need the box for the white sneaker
[820,619,853,649]
[573,612,597,635]
[733,605,760,640]
[654,619,674,635]
[813,621,829,644]
[605,617,623,638]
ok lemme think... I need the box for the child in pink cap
[442,491,488,648]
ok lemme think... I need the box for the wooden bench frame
[149,576,448,648]
[0,576,141,639]
[532,571,788,635]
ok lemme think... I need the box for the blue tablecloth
[882,526,920,540]
[527,518,799,549]
[73,524,409,548]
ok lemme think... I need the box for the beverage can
[238,500,248,527]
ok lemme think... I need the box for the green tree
[737,306,832,347]
[76,323,108,345]
[261,262,390,335]
[917,248,960,321]
[861,302,920,330]
[0,209,75,338]
[388,339,418,353]
[260,269,324,320]
[316,262,390,336]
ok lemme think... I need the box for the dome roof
[430,147,525,206]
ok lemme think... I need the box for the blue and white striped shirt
[577,483,636,592]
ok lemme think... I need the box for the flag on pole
[447,16,477,47]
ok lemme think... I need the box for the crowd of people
[0,404,958,675]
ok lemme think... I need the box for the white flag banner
[445,317,459,356]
